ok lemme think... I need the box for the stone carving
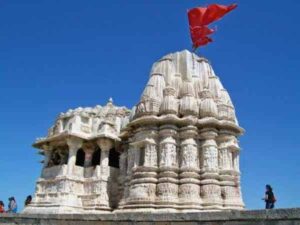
[232,152,240,172]
[218,136,240,171]
[47,148,68,167]
[119,151,127,177]
[159,136,177,168]
[160,143,177,167]
[181,142,198,169]
[136,102,146,113]
[128,184,156,202]
[219,148,232,170]
[179,184,200,199]
[127,147,135,175]
[222,186,240,199]
[135,96,160,116]
[157,183,178,201]
[202,146,218,171]
[201,185,221,199]
[144,143,157,167]
[26,50,244,214]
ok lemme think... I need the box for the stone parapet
[1,208,300,225]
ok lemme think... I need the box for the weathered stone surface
[1,208,300,225]
[26,50,245,214]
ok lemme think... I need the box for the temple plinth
[24,50,245,214]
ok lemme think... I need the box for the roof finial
[108,97,113,105]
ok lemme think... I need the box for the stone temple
[24,50,245,214]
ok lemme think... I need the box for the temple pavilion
[23,50,245,214]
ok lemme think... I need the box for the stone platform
[0,208,300,225]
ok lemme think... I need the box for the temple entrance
[107,148,120,209]
[92,147,101,167]
[109,148,120,168]
[75,149,85,167]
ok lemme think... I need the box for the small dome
[44,102,130,140]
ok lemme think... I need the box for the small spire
[108,97,113,104]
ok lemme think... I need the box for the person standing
[262,184,276,209]
[7,197,17,213]
[24,195,32,207]
[0,201,5,213]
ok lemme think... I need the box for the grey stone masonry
[1,208,300,225]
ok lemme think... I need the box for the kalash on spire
[24,4,244,214]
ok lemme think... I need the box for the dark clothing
[266,202,274,209]
[25,199,31,206]
[265,190,275,209]
[266,190,274,202]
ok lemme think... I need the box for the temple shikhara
[24,50,245,214]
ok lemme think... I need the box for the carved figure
[161,143,176,167]
[182,144,198,168]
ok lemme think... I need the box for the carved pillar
[157,125,178,209]
[199,128,222,209]
[233,151,240,173]
[66,136,83,176]
[218,131,244,209]
[178,126,202,210]
[117,149,128,208]
[230,135,244,209]
[42,145,52,170]
[123,143,135,207]
[125,127,158,209]
[100,148,110,177]
[95,138,114,210]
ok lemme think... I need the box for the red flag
[187,3,237,49]
[202,4,237,25]
[188,7,207,27]
[190,26,214,37]
[190,26,214,45]
[193,36,213,48]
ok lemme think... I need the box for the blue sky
[1,0,300,211]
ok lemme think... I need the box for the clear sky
[1,0,300,211]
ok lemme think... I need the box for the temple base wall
[1,208,300,225]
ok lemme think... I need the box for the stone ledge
[0,208,299,225]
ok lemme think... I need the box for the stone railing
[73,165,84,177]
[42,165,67,179]
[3,208,300,225]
